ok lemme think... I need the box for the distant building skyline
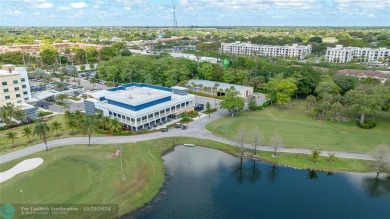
[1,0,390,27]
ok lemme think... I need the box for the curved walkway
[0,109,373,165]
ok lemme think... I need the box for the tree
[33,122,50,151]
[311,149,320,163]
[330,101,343,120]
[109,118,122,133]
[40,45,58,66]
[22,126,32,142]
[271,132,282,157]
[252,129,263,156]
[2,103,16,123]
[50,121,62,136]
[275,79,297,107]
[206,102,211,112]
[56,93,68,105]
[106,81,115,88]
[370,143,390,179]
[306,95,316,112]
[346,84,386,124]
[198,63,215,80]
[66,119,77,134]
[80,64,86,71]
[308,36,323,44]
[55,82,65,91]
[315,80,340,98]
[328,153,336,163]
[83,115,97,146]
[220,88,245,117]
[5,131,17,147]
[89,77,97,89]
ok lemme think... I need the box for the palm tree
[190,82,197,94]
[89,77,97,89]
[50,121,62,136]
[213,83,219,97]
[22,126,33,142]
[33,122,50,151]
[3,103,16,122]
[99,116,111,130]
[83,115,97,146]
[56,93,68,105]
[56,82,65,91]
[109,118,122,133]
[66,119,77,134]
[5,131,17,147]
[0,108,10,124]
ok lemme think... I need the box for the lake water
[128,146,390,219]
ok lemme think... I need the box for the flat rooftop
[0,69,19,76]
[92,86,172,106]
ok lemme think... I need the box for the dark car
[161,127,168,132]
[195,104,204,111]
[40,104,49,109]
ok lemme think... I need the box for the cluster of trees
[0,104,25,125]
[305,75,390,125]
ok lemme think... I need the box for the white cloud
[70,2,88,9]
[4,10,23,16]
[58,6,71,11]
[24,0,46,3]
[33,2,53,9]
[124,7,131,10]
[69,10,84,18]
[367,13,376,18]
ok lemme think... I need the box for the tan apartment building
[0,64,31,107]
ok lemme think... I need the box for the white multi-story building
[84,83,195,131]
[220,42,312,60]
[0,64,32,107]
[325,45,390,63]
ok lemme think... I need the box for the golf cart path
[0,109,373,164]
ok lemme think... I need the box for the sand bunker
[0,158,44,183]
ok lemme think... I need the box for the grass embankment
[0,115,105,155]
[206,100,390,153]
[0,137,375,217]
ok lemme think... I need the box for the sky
[1,0,390,26]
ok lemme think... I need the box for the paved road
[0,108,373,164]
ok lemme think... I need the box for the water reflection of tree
[231,159,261,184]
[307,169,318,180]
[268,164,279,185]
[363,175,390,198]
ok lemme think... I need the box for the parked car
[195,104,204,111]
[161,127,168,132]
[175,123,182,128]
[40,104,49,109]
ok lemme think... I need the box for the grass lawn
[0,115,105,155]
[206,100,390,153]
[0,137,375,217]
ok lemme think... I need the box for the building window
[5,96,10,100]
[23,91,28,95]
[160,110,164,114]
[3,89,9,93]
[137,118,141,122]
[181,103,185,107]
[118,113,121,118]
[16,94,21,98]
[2,82,7,86]
[21,78,25,82]
[154,112,159,116]
[15,87,20,91]
[22,85,26,88]
[171,106,175,111]
[113,113,117,116]
[13,80,18,84]
[176,104,180,109]
[131,118,135,122]
[109,111,112,115]
[17,100,22,103]
[148,114,153,118]
[25,98,28,101]
[142,116,146,121]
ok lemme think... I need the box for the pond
[128,146,390,219]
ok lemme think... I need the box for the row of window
[4,94,22,99]
[3,87,24,93]
[1,80,19,86]
[107,101,192,124]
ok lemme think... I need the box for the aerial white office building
[0,64,32,107]
[325,45,390,63]
[84,83,195,131]
[220,42,312,60]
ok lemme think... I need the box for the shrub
[96,129,111,134]
[256,105,263,110]
[112,130,132,136]
[357,121,376,129]
[262,101,271,108]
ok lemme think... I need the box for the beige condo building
[0,64,31,107]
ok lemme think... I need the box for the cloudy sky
[1,0,390,26]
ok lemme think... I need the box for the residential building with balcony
[325,45,390,63]
[84,83,195,131]
[220,42,312,60]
